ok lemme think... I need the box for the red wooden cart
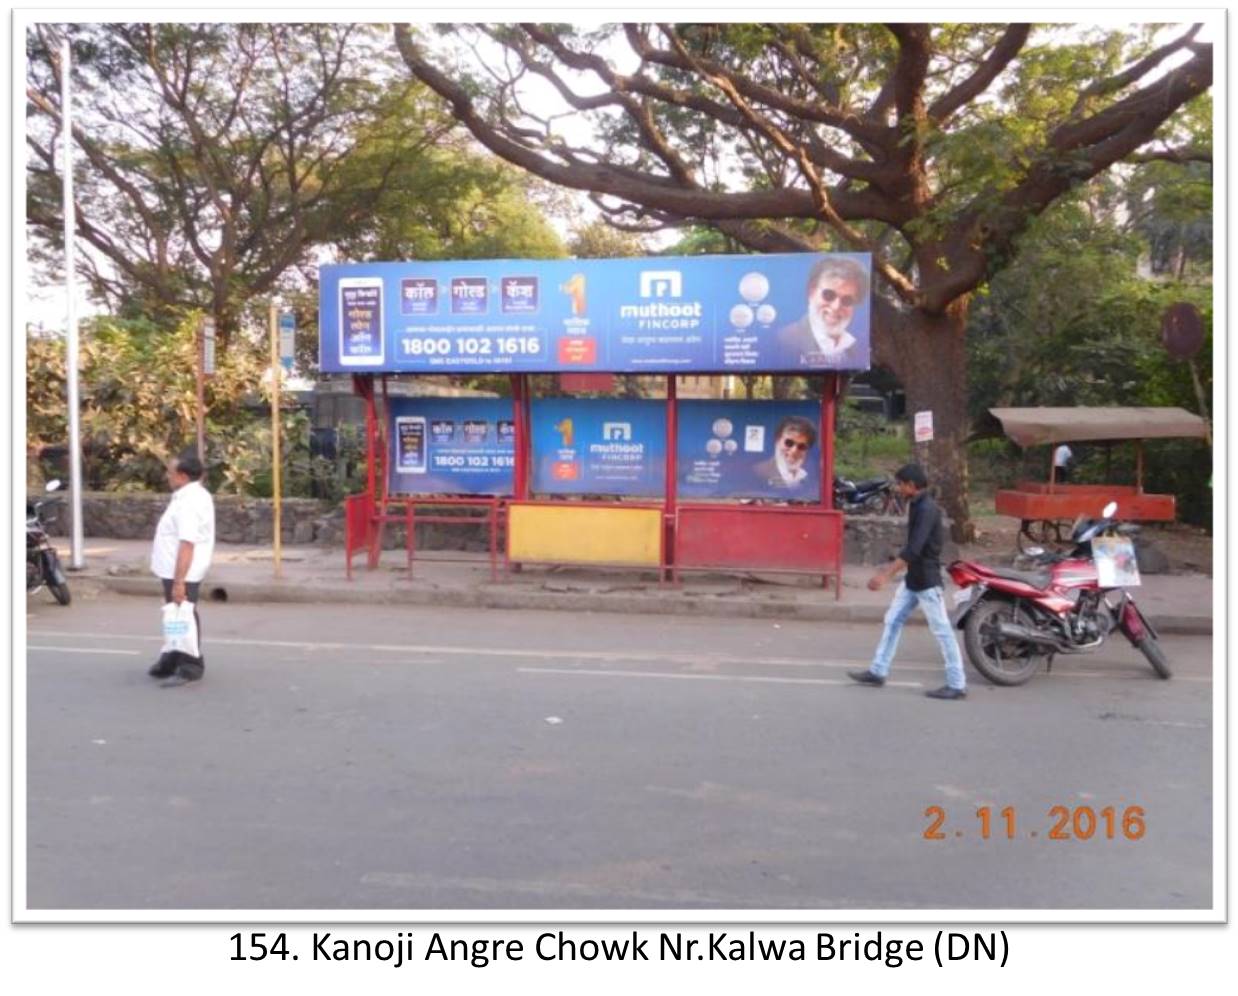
[988,406,1209,551]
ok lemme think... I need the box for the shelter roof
[987,407,1209,447]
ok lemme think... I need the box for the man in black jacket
[848,463,968,699]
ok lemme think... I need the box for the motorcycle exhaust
[994,621,1065,650]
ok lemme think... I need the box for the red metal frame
[380,495,502,581]
[664,375,678,581]
[996,484,1175,522]
[349,371,848,594]
[673,503,844,597]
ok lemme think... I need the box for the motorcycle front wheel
[1136,636,1171,679]
[44,552,71,606]
[963,597,1046,686]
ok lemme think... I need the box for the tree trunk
[876,297,975,542]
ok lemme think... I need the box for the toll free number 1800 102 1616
[401,335,542,357]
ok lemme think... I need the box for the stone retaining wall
[47,493,937,564]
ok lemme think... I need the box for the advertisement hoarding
[320,253,872,375]
[529,399,666,497]
[385,398,515,496]
[677,401,823,502]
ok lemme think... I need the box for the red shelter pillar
[664,375,678,579]
[820,373,837,507]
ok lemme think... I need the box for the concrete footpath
[49,536,1215,635]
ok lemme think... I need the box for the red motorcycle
[947,502,1169,685]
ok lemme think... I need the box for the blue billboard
[530,399,666,497]
[677,400,822,501]
[386,398,514,496]
[320,253,871,375]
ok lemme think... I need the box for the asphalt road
[23,591,1214,912]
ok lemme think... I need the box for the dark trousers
[155,579,205,680]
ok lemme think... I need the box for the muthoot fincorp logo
[622,270,703,329]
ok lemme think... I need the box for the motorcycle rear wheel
[861,492,887,515]
[1136,636,1171,679]
[963,597,1046,686]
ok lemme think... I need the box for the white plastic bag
[160,601,200,659]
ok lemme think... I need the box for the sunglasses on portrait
[781,437,810,453]
[819,288,858,309]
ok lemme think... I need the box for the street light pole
[62,37,85,570]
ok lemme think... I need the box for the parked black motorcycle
[833,474,905,515]
[28,480,70,606]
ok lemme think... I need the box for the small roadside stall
[320,251,875,594]
[988,406,1209,550]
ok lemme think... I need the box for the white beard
[808,311,854,354]
[775,447,808,485]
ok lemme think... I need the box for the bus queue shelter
[322,252,875,595]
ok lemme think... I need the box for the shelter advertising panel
[530,399,666,497]
[320,253,872,375]
[677,400,823,501]
[386,398,514,496]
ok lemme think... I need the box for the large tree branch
[26,86,169,246]
[622,23,891,150]
[1128,145,1212,164]
[926,44,1213,312]
[659,24,917,302]
[394,24,900,225]
[929,24,1030,124]
[1071,23,1202,116]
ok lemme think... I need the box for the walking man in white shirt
[148,451,215,687]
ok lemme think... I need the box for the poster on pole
[914,410,934,443]
[278,311,296,372]
[201,317,216,376]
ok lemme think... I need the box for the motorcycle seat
[986,566,1052,589]
[855,478,888,491]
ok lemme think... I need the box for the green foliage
[336,149,567,263]
[834,404,908,479]
[967,184,1212,525]
[25,312,350,500]
[567,220,649,258]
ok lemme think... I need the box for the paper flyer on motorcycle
[1092,536,1142,588]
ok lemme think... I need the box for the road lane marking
[516,666,923,688]
[27,646,140,656]
[27,630,1212,681]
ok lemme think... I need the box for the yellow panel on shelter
[507,503,662,567]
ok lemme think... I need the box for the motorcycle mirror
[45,479,62,493]
[1102,501,1118,519]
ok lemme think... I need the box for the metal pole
[196,318,206,463]
[269,302,283,578]
[62,38,85,569]
[1187,357,1212,446]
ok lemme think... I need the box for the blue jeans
[870,582,966,690]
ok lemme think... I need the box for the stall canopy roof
[988,407,1209,448]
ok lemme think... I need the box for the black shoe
[159,672,201,688]
[847,669,885,687]
[148,661,176,678]
[925,685,967,700]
